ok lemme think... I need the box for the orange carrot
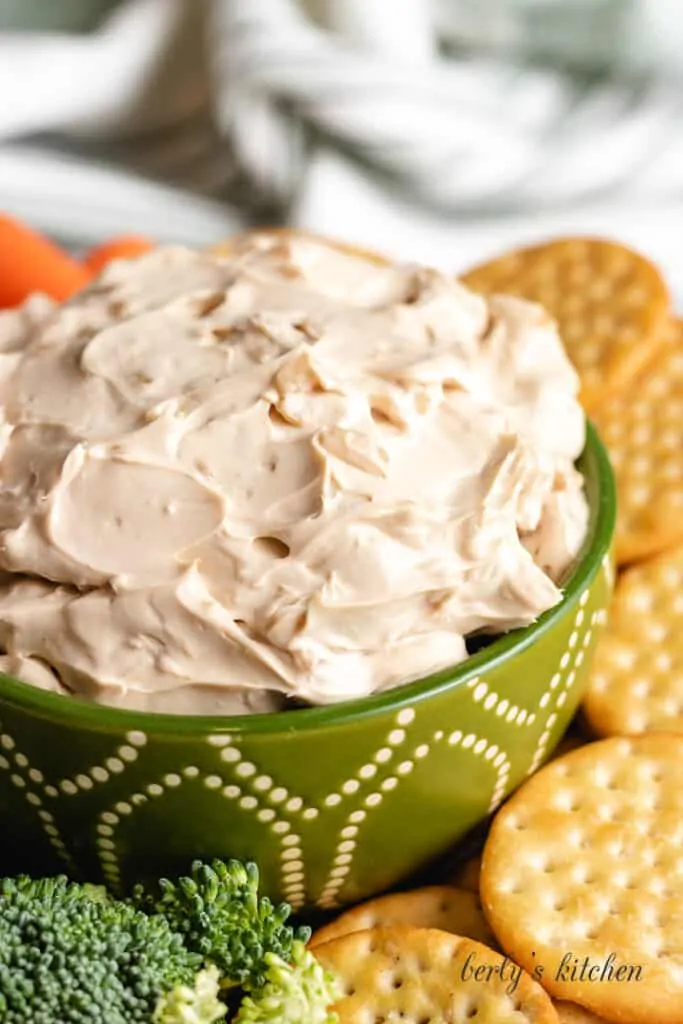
[0,214,91,307]
[84,235,154,274]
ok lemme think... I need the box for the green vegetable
[154,966,226,1024]
[234,941,341,1024]
[0,874,214,1024]
[0,861,336,1024]
[133,859,311,991]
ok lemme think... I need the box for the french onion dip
[0,234,588,714]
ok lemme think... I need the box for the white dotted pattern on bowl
[528,573,609,777]
[0,583,604,908]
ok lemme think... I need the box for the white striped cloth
[0,0,682,295]
[213,0,683,211]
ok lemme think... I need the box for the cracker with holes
[481,736,683,1024]
[554,1002,608,1023]
[583,544,683,736]
[461,238,670,411]
[592,320,683,565]
[314,926,558,1023]
[310,885,496,948]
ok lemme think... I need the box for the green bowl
[0,424,615,909]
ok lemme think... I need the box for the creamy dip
[0,234,588,714]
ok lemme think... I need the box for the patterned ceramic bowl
[0,424,615,910]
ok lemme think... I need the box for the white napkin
[294,148,683,301]
[0,0,245,245]
[0,0,682,303]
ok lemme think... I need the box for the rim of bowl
[0,422,616,736]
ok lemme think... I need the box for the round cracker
[555,1002,608,1023]
[310,884,495,948]
[314,926,558,1024]
[583,543,683,737]
[592,320,683,565]
[460,237,670,411]
[481,735,683,1024]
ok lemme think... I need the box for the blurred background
[2,0,683,295]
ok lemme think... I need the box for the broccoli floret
[0,874,210,1024]
[154,966,226,1024]
[0,861,332,1024]
[234,941,341,1024]
[133,860,311,991]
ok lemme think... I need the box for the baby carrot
[0,214,91,307]
[84,235,154,274]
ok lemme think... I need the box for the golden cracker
[592,320,683,565]
[310,885,495,948]
[461,237,670,410]
[554,1002,608,1024]
[481,735,683,1024]
[448,855,482,893]
[314,926,558,1024]
[583,543,683,737]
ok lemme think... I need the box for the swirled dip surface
[0,235,587,714]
